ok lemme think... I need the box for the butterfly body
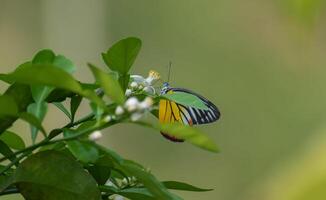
[159,82,220,142]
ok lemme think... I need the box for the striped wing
[159,88,220,142]
[170,88,220,124]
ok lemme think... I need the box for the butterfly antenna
[167,61,172,83]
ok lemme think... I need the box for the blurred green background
[1,0,326,200]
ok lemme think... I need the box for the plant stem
[0,113,95,164]
[0,151,31,175]
[0,114,120,175]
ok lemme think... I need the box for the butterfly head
[162,82,169,88]
[161,82,170,94]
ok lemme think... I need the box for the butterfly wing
[159,88,220,142]
[170,88,220,124]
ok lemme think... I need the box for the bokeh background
[1,0,326,200]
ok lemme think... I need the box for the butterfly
[159,82,221,142]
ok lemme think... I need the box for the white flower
[131,112,143,121]
[130,82,138,89]
[145,70,160,85]
[115,106,124,115]
[143,86,155,95]
[130,70,160,87]
[130,75,145,83]
[139,97,154,109]
[124,97,139,112]
[103,115,112,123]
[125,89,132,96]
[138,85,143,90]
[89,131,102,141]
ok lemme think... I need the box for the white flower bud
[124,97,139,112]
[115,106,124,115]
[139,97,154,109]
[143,86,155,95]
[130,82,138,89]
[131,112,143,121]
[138,85,143,90]
[103,115,112,123]
[125,89,132,96]
[89,131,102,141]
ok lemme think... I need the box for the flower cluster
[90,70,159,142]
[115,96,154,121]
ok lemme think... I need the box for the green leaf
[32,49,55,64]
[0,174,14,192]
[0,84,33,136]
[31,85,53,103]
[138,122,218,153]
[0,140,17,167]
[46,88,75,103]
[0,74,14,84]
[7,63,83,93]
[100,186,156,200]
[53,102,72,120]
[63,129,99,163]
[162,181,213,192]
[1,63,107,111]
[15,150,101,200]
[27,102,48,142]
[162,92,208,110]
[102,37,141,75]
[70,95,83,122]
[32,49,75,74]
[89,64,125,104]
[93,143,124,164]
[119,74,130,92]
[81,89,108,111]
[0,131,25,150]
[19,112,47,136]
[53,55,76,74]
[160,123,219,152]
[0,95,18,116]
[87,156,113,185]
[38,141,66,152]
[119,188,156,200]
[121,162,182,200]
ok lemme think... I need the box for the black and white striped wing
[169,88,220,125]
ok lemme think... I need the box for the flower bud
[130,82,138,89]
[89,131,102,141]
[139,97,154,109]
[103,115,112,123]
[125,97,139,112]
[115,106,124,115]
[125,89,132,96]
